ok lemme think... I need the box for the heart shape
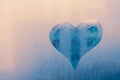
[49,20,103,69]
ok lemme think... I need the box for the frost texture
[49,21,103,69]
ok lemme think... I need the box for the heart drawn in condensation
[49,20,103,69]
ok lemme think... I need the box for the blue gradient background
[0,0,120,80]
